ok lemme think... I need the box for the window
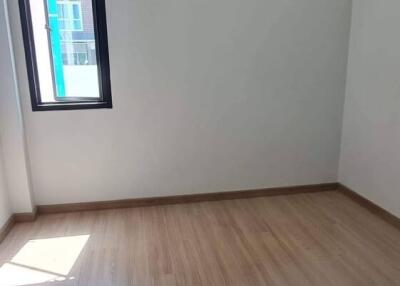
[57,1,83,31]
[19,0,112,111]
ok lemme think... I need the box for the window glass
[72,4,80,19]
[29,0,99,101]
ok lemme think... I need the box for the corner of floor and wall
[1,0,400,241]
[338,0,400,219]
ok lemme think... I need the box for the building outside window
[57,1,83,31]
[57,0,96,66]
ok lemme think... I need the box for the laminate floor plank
[0,190,399,286]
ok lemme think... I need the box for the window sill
[32,101,113,112]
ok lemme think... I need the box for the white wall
[0,144,11,229]
[0,1,12,229]
[0,0,34,213]
[8,0,352,205]
[339,0,400,218]
[0,0,12,220]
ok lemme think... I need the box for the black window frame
[19,0,113,111]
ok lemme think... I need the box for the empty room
[0,0,399,285]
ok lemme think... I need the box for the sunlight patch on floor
[0,263,63,286]
[0,235,89,286]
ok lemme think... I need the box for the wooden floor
[1,190,400,286]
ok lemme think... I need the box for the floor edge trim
[37,183,339,214]
[338,183,400,230]
[0,215,15,244]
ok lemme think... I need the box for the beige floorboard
[1,190,400,286]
